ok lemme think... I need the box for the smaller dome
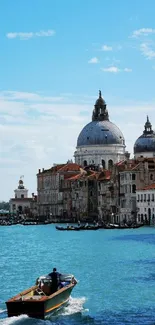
[134,116,155,154]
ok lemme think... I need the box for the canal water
[0,225,155,324]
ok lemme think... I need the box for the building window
[21,194,24,198]
[152,194,154,201]
[132,184,136,193]
[120,174,124,180]
[132,173,136,181]
[108,159,113,170]
[141,194,143,201]
[102,160,105,169]
[148,194,150,201]
[137,194,140,201]
[150,174,153,181]
[84,160,87,167]
[144,194,146,201]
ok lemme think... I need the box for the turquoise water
[1,225,155,324]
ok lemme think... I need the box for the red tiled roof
[98,170,111,181]
[66,174,82,181]
[87,171,99,180]
[115,160,126,166]
[137,183,155,191]
[59,163,81,172]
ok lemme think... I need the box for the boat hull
[6,284,75,319]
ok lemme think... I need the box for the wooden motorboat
[6,273,77,319]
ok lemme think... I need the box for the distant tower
[14,177,28,199]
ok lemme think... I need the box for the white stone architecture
[9,178,36,216]
[136,184,155,224]
[74,91,126,169]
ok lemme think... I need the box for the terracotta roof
[87,171,99,180]
[37,164,65,175]
[137,183,155,191]
[66,174,82,181]
[115,160,126,166]
[59,163,81,172]
[98,170,111,181]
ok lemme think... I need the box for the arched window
[132,184,136,193]
[84,160,87,167]
[108,159,113,170]
[102,159,105,169]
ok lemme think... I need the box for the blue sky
[1,0,155,200]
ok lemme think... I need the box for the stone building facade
[136,184,155,224]
[37,163,82,219]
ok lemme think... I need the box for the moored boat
[55,224,99,231]
[6,273,77,319]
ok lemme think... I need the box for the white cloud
[140,43,155,59]
[131,28,155,38]
[124,68,132,72]
[6,30,55,40]
[88,57,99,64]
[101,44,113,51]
[102,66,132,73]
[1,91,62,102]
[102,66,120,73]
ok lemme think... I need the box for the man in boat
[48,268,60,294]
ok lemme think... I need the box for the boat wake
[0,310,6,315]
[61,296,88,315]
[0,314,29,325]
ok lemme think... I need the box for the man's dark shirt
[49,271,59,287]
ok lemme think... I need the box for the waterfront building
[74,91,126,169]
[37,162,83,219]
[9,178,37,217]
[136,183,155,225]
[114,157,155,223]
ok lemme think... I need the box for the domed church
[134,116,155,158]
[74,91,126,169]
